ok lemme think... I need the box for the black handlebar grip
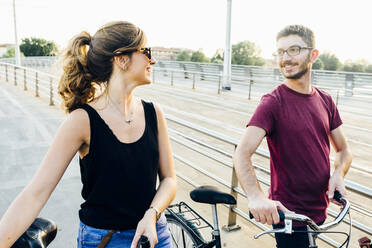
[137,235,150,248]
[333,190,343,203]
[249,211,285,221]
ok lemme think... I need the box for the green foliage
[176,51,191,61]
[312,58,324,70]
[366,64,372,73]
[2,47,15,58]
[1,47,25,58]
[211,49,224,64]
[318,52,341,71]
[20,37,58,56]
[343,59,372,73]
[190,50,210,63]
[231,41,265,66]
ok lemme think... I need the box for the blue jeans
[77,214,171,248]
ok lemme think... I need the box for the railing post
[218,74,221,94]
[152,69,155,84]
[35,72,39,97]
[49,77,54,106]
[336,89,339,106]
[222,144,241,232]
[5,64,8,82]
[248,79,253,100]
[171,71,174,86]
[192,73,196,89]
[345,73,354,96]
[14,66,17,86]
[24,68,27,90]
[274,68,280,82]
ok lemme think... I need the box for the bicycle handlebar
[250,190,350,238]
[137,235,150,248]
[249,210,285,221]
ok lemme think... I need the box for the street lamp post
[222,0,232,90]
[13,0,21,66]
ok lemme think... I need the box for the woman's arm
[131,103,176,248]
[149,103,177,213]
[0,109,89,248]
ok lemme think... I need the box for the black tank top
[78,100,159,230]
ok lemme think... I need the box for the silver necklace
[108,96,134,124]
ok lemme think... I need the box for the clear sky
[0,0,371,63]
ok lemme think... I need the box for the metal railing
[1,62,371,247]
[2,57,372,99]
[155,60,372,98]
[0,62,59,106]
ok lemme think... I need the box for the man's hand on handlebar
[248,195,294,225]
[328,172,347,206]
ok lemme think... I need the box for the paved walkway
[1,77,371,247]
[0,81,275,247]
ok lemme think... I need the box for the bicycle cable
[291,211,352,248]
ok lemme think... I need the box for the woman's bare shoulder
[61,107,90,141]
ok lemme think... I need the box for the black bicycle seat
[190,185,236,205]
[11,218,57,248]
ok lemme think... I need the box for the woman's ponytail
[58,21,147,113]
[58,31,96,113]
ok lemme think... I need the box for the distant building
[0,44,13,57]
[152,46,192,61]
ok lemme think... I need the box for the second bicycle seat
[11,218,57,248]
[190,185,236,205]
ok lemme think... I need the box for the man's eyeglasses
[113,47,152,62]
[273,46,313,57]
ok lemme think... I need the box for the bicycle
[165,185,237,248]
[251,190,352,248]
[11,218,57,248]
[10,218,150,248]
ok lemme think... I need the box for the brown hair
[58,21,146,113]
[276,25,315,48]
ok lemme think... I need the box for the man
[233,25,352,248]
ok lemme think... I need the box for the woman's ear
[113,55,130,71]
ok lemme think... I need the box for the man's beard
[280,57,310,79]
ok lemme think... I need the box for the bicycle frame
[166,202,223,248]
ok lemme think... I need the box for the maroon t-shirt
[248,84,342,224]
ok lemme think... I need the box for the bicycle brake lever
[254,219,293,239]
[254,227,287,239]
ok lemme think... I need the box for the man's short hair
[276,25,315,48]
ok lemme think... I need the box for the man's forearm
[233,152,264,201]
[333,147,352,177]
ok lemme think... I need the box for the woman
[0,21,176,248]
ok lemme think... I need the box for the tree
[2,47,15,58]
[1,47,24,58]
[231,40,265,66]
[343,59,371,72]
[366,64,372,73]
[20,38,58,56]
[312,58,324,70]
[210,49,224,64]
[190,50,210,63]
[318,52,341,71]
[176,50,191,61]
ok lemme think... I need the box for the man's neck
[284,73,313,94]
